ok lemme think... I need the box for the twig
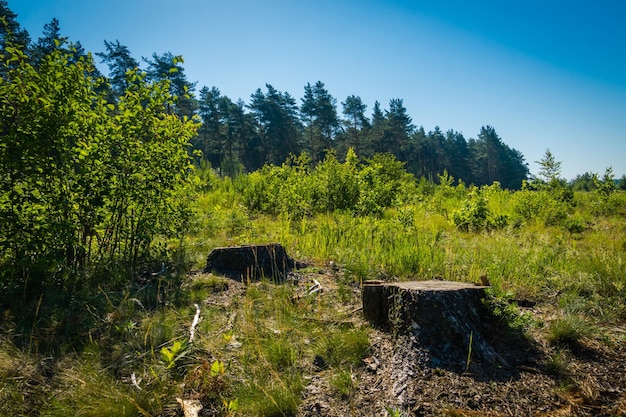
[348,306,363,315]
[308,278,323,296]
[131,372,142,391]
[189,303,201,343]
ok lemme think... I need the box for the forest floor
[201,264,626,417]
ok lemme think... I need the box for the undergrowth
[1,160,625,415]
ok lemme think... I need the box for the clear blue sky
[11,0,626,180]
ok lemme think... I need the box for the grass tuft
[546,314,594,348]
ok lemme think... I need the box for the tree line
[1,1,530,189]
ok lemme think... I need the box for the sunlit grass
[2,172,625,415]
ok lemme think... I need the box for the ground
[198,264,626,417]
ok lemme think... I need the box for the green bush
[240,150,415,218]
[310,149,360,213]
[452,186,509,232]
[512,186,574,228]
[0,44,199,301]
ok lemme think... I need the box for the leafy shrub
[241,154,312,218]
[309,149,359,213]
[512,186,574,228]
[452,187,509,232]
[564,214,587,234]
[356,153,413,216]
[241,150,415,218]
[0,45,199,300]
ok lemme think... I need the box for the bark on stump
[363,280,509,373]
[204,243,296,282]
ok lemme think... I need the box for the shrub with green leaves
[309,149,359,213]
[241,153,312,218]
[0,42,199,301]
[512,185,573,228]
[452,186,509,232]
[241,150,415,218]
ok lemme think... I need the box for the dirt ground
[293,267,626,417]
[198,265,626,417]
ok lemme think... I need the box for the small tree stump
[204,243,296,282]
[363,280,509,373]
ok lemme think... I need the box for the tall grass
[2,162,625,415]
[187,171,625,307]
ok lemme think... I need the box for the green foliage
[242,153,312,218]
[593,167,616,199]
[535,149,562,184]
[210,359,226,377]
[570,172,596,191]
[512,182,575,228]
[310,149,360,213]
[0,29,623,413]
[160,340,188,369]
[484,289,537,335]
[241,150,414,219]
[546,315,593,348]
[357,153,414,215]
[2,156,626,415]
[452,185,509,232]
[386,406,404,417]
[592,167,619,215]
[0,42,199,302]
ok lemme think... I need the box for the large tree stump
[204,243,296,282]
[363,280,510,373]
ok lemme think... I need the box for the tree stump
[204,243,297,282]
[363,280,510,373]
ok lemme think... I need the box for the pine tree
[249,84,302,165]
[31,18,86,66]
[535,149,562,184]
[196,86,224,171]
[96,40,140,97]
[299,81,338,162]
[369,101,385,156]
[341,95,369,156]
[384,98,414,160]
[144,52,197,118]
[0,0,30,51]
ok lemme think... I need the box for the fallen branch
[308,278,323,296]
[189,303,201,343]
[131,372,142,391]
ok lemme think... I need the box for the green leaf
[210,360,225,377]
[160,347,174,367]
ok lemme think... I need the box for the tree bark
[204,243,296,282]
[362,280,510,373]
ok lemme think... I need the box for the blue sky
[11,0,626,180]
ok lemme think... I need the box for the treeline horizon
[3,2,623,190]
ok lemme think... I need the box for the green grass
[546,314,594,348]
[2,174,625,415]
